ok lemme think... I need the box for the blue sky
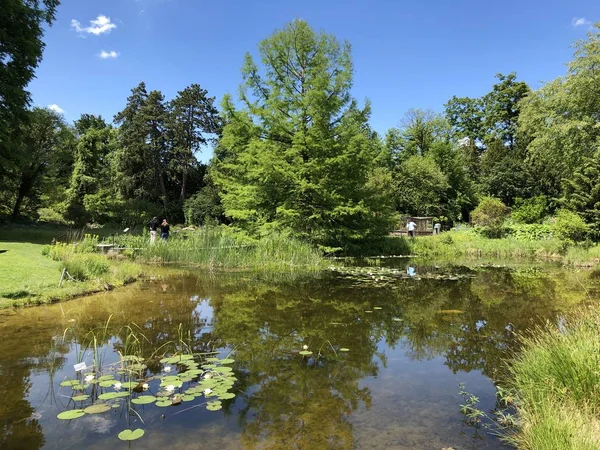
[30,0,597,161]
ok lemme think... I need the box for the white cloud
[572,17,591,27]
[98,50,119,59]
[48,104,64,114]
[71,15,117,36]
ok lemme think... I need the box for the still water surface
[0,260,597,449]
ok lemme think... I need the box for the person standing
[407,219,417,238]
[160,218,170,241]
[147,217,159,243]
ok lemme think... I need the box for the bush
[184,184,224,226]
[471,197,509,237]
[37,208,71,225]
[552,209,589,242]
[511,196,548,224]
[506,224,553,241]
[62,254,110,281]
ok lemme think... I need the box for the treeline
[2,7,600,250]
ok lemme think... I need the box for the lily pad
[160,380,183,388]
[206,357,220,362]
[206,401,222,411]
[218,392,236,400]
[339,348,350,352]
[60,379,80,387]
[118,429,145,441]
[57,409,86,420]
[213,366,233,373]
[219,358,235,364]
[84,403,111,414]
[99,380,116,388]
[182,395,195,402]
[98,375,114,382]
[98,391,129,400]
[72,394,90,401]
[299,351,313,356]
[155,400,172,407]
[131,395,157,405]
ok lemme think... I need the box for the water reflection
[0,263,596,449]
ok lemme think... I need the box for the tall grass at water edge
[411,230,567,260]
[503,309,600,450]
[127,227,326,272]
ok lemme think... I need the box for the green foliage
[184,179,224,225]
[62,254,110,281]
[505,224,553,241]
[519,26,600,199]
[511,196,548,224]
[505,309,600,449]
[552,209,589,242]
[129,226,325,271]
[212,20,395,250]
[562,150,600,237]
[471,197,509,235]
[394,155,449,216]
[0,0,60,196]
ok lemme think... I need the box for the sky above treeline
[30,0,598,161]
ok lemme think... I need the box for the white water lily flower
[165,384,175,393]
[164,366,172,373]
[204,388,212,395]
[85,374,95,383]
[203,373,212,380]
[114,382,122,390]
[142,383,149,390]
[302,345,308,350]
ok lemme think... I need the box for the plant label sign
[74,362,87,372]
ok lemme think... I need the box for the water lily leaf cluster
[55,352,238,440]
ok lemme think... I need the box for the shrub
[37,208,71,225]
[552,209,589,242]
[511,196,548,224]
[62,254,110,281]
[506,224,553,241]
[471,197,509,237]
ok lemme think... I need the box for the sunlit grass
[124,227,326,272]
[504,308,600,449]
[411,230,566,260]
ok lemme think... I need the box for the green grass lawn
[0,242,62,301]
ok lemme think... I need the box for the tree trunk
[12,189,25,219]
[180,170,187,203]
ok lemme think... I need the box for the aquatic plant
[122,226,325,272]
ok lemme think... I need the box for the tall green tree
[0,0,60,214]
[213,20,395,250]
[169,84,221,203]
[64,115,114,222]
[562,150,600,236]
[114,82,150,200]
[519,25,600,199]
[10,107,71,218]
[114,83,173,210]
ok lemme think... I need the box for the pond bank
[410,231,600,267]
[501,307,600,449]
[0,241,160,308]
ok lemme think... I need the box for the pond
[0,259,598,450]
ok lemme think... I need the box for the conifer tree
[213,20,395,250]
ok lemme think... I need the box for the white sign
[74,362,87,372]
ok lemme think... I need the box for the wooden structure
[391,216,435,236]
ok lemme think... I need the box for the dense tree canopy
[4,12,600,245]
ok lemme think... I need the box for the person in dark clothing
[160,219,170,241]
[147,217,159,243]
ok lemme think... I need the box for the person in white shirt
[407,220,417,238]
